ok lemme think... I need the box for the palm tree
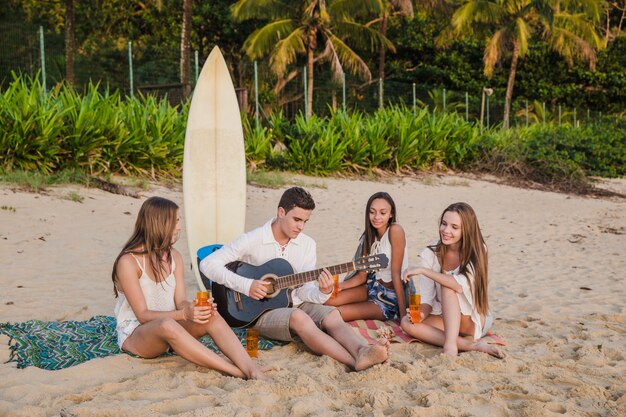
[367,0,414,98]
[441,0,604,128]
[232,0,392,118]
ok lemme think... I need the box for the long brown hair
[111,196,179,297]
[361,192,397,257]
[432,202,489,315]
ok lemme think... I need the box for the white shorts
[116,319,141,350]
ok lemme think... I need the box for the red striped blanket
[348,319,506,346]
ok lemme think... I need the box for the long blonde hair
[432,202,489,315]
[111,196,179,297]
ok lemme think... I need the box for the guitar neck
[276,261,356,290]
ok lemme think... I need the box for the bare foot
[354,339,390,371]
[472,341,505,359]
[248,367,269,381]
[442,342,458,356]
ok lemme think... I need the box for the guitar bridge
[234,292,243,311]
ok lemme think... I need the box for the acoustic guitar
[209,254,389,328]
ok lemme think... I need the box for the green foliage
[1,76,623,195]
[0,75,185,178]
[476,121,626,191]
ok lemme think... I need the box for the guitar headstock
[355,254,389,272]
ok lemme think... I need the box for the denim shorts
[367,276,399,320]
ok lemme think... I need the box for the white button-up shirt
[199,218,331,306]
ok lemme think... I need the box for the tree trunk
[503,40,520,129]
[378,13,388,98]
[180,0,193,99]
[306,29,316,119]
[65,0,75,86]
[615,0,626,36]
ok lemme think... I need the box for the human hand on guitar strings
[249,279,272,300]
[317,268,334,295]
[182,299,216,324]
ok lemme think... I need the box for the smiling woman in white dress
[401,202,504,358]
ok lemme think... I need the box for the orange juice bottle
[246,328,259,358]
[408,277,421,323]
[331,275,339,298]
[196,291,209,307]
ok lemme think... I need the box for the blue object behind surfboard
[197,244,223,289]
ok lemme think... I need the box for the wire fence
[1,25,620,128]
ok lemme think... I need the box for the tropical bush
[0,75,186,177]
[1,76,624,194]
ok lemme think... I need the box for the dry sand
[1,175,625,416]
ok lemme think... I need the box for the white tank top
[114,254,177,324]
[370,226,408,283]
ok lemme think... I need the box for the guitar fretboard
[276,262,355,289]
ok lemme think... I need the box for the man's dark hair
[278,187,315,213]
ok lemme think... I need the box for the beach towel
[348,319,506,346]
[0,315,280,370]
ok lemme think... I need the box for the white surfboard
[183,46,246,290]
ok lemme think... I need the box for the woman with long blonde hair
[401,202,503,358]
[112,196,265,379]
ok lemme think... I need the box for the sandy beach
[1,175,625,417]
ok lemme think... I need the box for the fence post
[39,26,46,96]
[303,66,309,121]
[542,102,546,124]
[342,72,346,112]
[413,83,416,114]
[486,95,490,127]
[194,50,199,83]
[587,108,590,122]
[128,41,134,98]
[378,78,383,110]
[465,91,468,122]
[254,61,259,126]
[558,105,561,125]
[443,88,446,111]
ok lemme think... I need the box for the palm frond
[327,34,372,81]
[231,0,294,22]
[554,12,603,49]
[483,28,507,77]
[333,20,395,52]
[515,17,532,56]
[452,0,506,36]
[318,38,345,83]
[329,0,383,20]
[243,20,297,60]
[269,27,307,75]
[546,25,598,69]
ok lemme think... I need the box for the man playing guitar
[200,187,389,371]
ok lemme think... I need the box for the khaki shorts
[253,302,337,342]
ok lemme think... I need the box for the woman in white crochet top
[326,192,408,321]
[112,196,265,379]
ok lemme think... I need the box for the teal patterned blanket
[0,315,280,370]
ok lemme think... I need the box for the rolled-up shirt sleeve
[199,234,255,297]
[418,247,438,307]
